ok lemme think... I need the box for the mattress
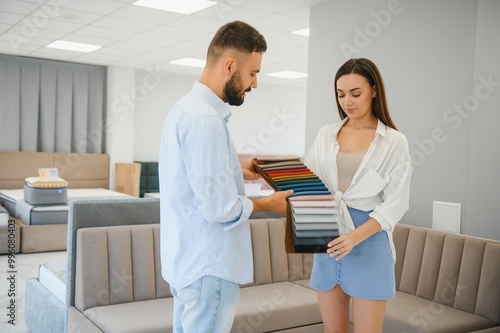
[24,184,68,205]
[0,205,8,227]
[0,192,17,217]
[0,188,130,226]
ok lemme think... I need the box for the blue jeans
[170,275,240,333]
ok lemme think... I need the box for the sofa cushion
[384,291,496,333]
[232,282,322,333]
[85,298,173,333]
[292,279,314,290]
[84,282,321,333]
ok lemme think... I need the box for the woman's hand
[327,234,356,261]
[326,218,382,260]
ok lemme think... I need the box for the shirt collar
[332,117,388,138]
[375,119,388,137]
[192,81,232,122]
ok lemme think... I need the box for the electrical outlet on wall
[432,201,461,234]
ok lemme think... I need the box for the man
[159,21,292,333]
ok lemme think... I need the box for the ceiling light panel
[170,57,206,68]
[267,71,308,79]
[46,40,101,53]
[133,0,217,15]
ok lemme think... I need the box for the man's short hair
[207,21,267,66]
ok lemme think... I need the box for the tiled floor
[0,250,67,333]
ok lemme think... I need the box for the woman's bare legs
[351,297,387,333]
[317,285,351,333]
[317,285,387,333]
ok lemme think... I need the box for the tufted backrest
[74,224,170,312]
[245,218,314,287]
[74,218,313,312]
[393,223,500,325]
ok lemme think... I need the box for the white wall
[132,71,196,162]
[465,0,500,238]
[106,66,136,190]
[306,0,500,240]
[132,70,306,162]
[227,83,306,157]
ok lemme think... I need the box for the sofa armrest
[68,306,103,333]
[25,278,65,333]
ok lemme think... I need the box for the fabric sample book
[254,155,339,253]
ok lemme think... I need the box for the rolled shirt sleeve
[369,138,412,232]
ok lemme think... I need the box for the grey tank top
[337,150,367,193]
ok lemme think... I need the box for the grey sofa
[25,199,500,332]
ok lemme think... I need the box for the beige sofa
[70,224,500,332]
[25,199,500,332]
[387,224,500,332]
[69,219,322,333]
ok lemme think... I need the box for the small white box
[432,201,461,234]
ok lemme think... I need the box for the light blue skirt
[310,207,395,300]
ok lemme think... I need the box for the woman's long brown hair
[334,58,397,130]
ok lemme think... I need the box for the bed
[0,151,131,253]
[0,188,130,226]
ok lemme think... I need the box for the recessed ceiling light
[291,28,310,37]
[170,57,206,68]
[46,40,101,53]
[133,0,217,15]
[267,71,308,79]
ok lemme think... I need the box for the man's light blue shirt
[159,82,254,289]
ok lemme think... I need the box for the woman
[305,58,412,333]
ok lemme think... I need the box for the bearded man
[158,21,292,333]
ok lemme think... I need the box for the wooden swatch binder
[253,155,339,253]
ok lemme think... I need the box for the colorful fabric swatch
[253,155,339,253]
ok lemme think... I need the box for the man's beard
[224,71,250,106]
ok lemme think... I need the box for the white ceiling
[0,0,315,87]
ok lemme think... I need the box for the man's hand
[252,189,293,214]
[241,158,261,180]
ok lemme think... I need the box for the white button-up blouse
[305,118,412,261]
